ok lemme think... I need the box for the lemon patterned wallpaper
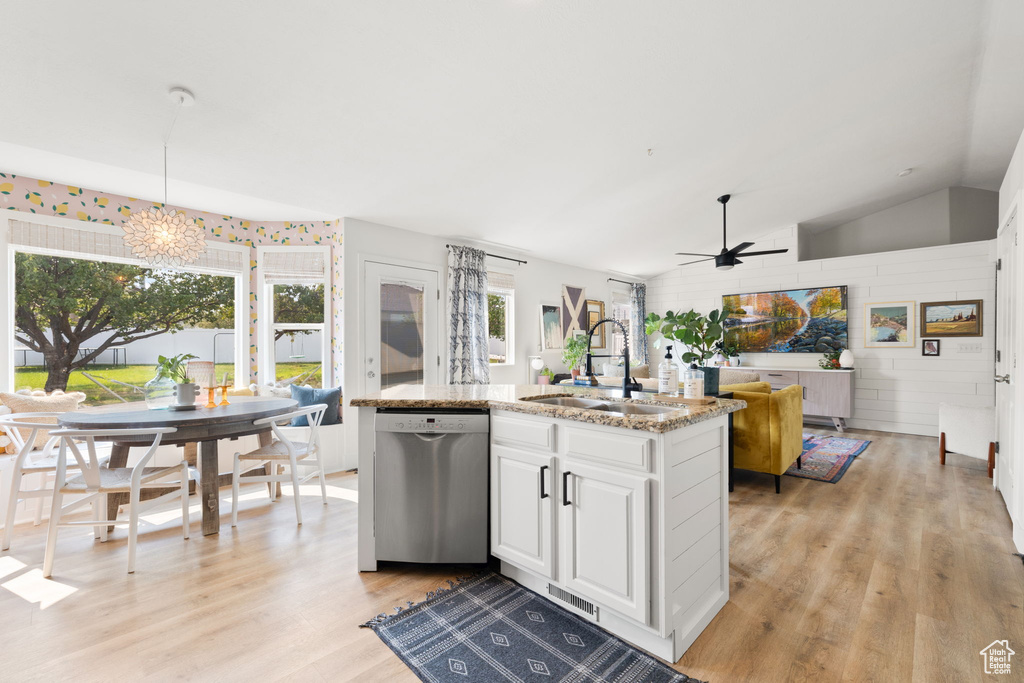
[1,172,343,386]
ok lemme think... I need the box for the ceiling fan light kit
[675,194,789,270]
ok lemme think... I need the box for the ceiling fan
[676,194,788,270]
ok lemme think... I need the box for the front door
[996,205,1018,519]
[363,261,440,394]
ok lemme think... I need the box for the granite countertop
[349,384,745,434]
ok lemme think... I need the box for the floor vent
[548,584,597,617]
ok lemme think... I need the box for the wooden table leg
[106,443,131,531]
[200,440,220,536]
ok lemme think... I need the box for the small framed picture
[922,339,940,356]
[585,300,606,349]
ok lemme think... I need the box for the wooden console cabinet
[742,367,854,432]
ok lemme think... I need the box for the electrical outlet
[958,343,983,353]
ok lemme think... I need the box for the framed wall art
[539,303,562,350]
[920,300,983,337]
[865,301,915,348]
[585,299,606,349]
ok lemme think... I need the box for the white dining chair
[43,426,192,576]
[232,404,328,526]
[1,412,110,551]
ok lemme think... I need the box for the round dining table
[58,397,298,535]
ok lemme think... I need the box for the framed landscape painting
[920,300,983,337]
[865,301,915,348]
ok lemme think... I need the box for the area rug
[361,571,702,682]
[784,433,871,484]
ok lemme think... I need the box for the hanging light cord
[161,94,185,206]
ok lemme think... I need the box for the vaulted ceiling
[2,0,1022,277]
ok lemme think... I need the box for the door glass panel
[380,282,425,389]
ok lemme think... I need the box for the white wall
[647,226,996,437]
[341,217,633,396]
[800,187,997,260]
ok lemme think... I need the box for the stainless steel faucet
[583,318,643,398]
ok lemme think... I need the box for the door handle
[995,374,1011,384]
[540,465,549,499]
[562,471,572,506]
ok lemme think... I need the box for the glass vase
[145,375,176,410]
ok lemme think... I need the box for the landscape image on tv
[723,286,848,353]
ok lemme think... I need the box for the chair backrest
[0,412,63,460]
[47,427,177,490]
[253,404,329,455]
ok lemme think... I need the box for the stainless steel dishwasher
[374,410,489,564]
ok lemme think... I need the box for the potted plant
[152,353,200,408]
[646,309,727,394]
[714,339,741,366]
[562,335,590,379]
[538,367,554,385]
[819,350,843,370]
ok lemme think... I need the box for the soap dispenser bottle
[658,345,679,397]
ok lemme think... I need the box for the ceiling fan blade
[674,252,717,257]
[677,258,715,266]
[737,249,789,257]
[726,242,755,255]
[733,259,743,265]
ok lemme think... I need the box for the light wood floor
[0,428,1020,682]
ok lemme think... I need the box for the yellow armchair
[720,381,804,493]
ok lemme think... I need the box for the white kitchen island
[349,384,745,662]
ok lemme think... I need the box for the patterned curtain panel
[630,282,649,366]
[446,245,490,384]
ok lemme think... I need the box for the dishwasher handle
[412,433,449,442]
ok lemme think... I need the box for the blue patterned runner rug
[361,571,703,682]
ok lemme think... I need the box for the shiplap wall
[646,226,996,436]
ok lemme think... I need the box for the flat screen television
[722,285,848,353]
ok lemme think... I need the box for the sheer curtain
[630,282,649,366]
[446,245,490,384]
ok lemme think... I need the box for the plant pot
[729,356,741,367]
[570,369,580,379]
[702,366,721,396]
[174,382,201,406]
[538,375,550,385]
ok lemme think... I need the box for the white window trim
[256,244,332,389]
[1,210,249,392]
[486,269,516,367]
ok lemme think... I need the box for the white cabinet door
[491,444,555,579]
[560,461,649,623]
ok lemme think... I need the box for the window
[257,246,330,389]
[4,214,248,404]
[610,289,632,357]
[487,271,515,365]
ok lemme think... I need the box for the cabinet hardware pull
[802,386,807,400]
[562,471,572,506]
[769,373,783,376]
[540,465,549,499]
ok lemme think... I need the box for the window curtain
[446,245,490,384]
[630,282,649,366]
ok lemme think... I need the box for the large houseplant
[561,335,590,378]
[645,309,728,394]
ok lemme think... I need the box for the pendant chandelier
[121,87,207,266]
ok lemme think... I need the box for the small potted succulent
[538,367,554,385]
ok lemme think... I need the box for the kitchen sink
[526,396,676,416]
[527,397,611,410]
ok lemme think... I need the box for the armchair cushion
[0,391,86,452]
[726,384,803,476]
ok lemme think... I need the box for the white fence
[15,328,324,368]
